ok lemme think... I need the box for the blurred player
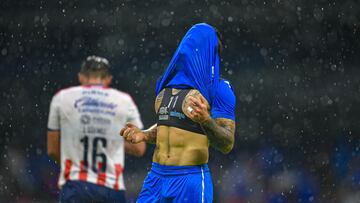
[47,56,145,202]
[121,23,236,202]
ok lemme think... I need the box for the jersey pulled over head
[155,23,221,105]
[80,55,111,79]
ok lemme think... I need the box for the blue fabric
[60,181,126,203]
[211,79,236,120]
[137,163,213,203]
[155,23,220,105]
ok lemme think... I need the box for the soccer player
[47,56,145,202]
[121,23,236,202]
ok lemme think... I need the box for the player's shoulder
[211,79,236,120]
[219,79,234,90]
[212,78,236,106]
[54,86,81,97]
[108,88,135,102]
[217,79,235,97]
[108,88,129,97]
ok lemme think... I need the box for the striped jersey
[47,85,143,190]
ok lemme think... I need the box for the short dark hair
[80,56,111,78]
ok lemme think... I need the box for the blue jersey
[155,23,236,121]
[155,23,221,105]
[211,79,236,121]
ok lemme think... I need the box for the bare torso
[153,89,210,166]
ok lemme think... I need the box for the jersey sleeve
[47,93,61,131]
[126,96,144,129]
[211,80,236,120]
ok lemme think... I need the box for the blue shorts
[60,180,126,203]
[137,163,213,203]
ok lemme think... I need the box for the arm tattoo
[183,90,208,109]
[149,90,164,144]
[143,124,158,144]
[201,118,235,154]
[155,89,165,113]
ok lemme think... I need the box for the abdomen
[153,125,209,166]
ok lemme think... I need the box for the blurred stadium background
[1,0,360,202]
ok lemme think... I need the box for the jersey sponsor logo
[80,108,116,116]
[159,115,169,120]
[80,115,91,124]
[74,97,117,116]
[74,97,117,110]
[169,111,185,120]
[159,106,168,114]
[158,107,169,120]
[92,116,111,125]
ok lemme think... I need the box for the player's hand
[120,123,145,143]
[187,95,211,125]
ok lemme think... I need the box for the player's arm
[120,123,157,144]
[124,141,146,157]
[120,88,164,144]
[122,95,150,155]
[142,124,158,144]
[201,118,235,154]
[47,130,60,164]
[187,96,235,154]
[47,94,61,163]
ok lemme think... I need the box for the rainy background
[1,0,360,202]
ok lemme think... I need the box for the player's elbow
[47,149,60,162]
[133,143,146,157]
[221,143,234,154]
[135,147,146,157]
[47,131,60,162]
[221,137,234,154]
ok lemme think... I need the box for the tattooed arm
[201,118,235,154]
[155,89,165,113]
[120,123,158,144]
[142,124,157,144]
[186,94,235,154]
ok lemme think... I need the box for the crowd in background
[1,0,359,202]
